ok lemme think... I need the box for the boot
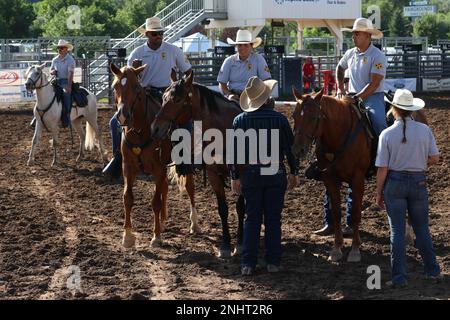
[102,151,122,178]
[305,161,322,181]
[30,117,36,128]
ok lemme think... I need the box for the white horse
[25,63,107,166]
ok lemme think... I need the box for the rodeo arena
[0,0,449,304]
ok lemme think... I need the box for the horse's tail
[85,118,96,151]
[167,166,186,196]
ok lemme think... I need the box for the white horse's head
[25,63,48,92]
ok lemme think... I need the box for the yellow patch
[375,63,383,70]
[362,57,367,64]
[264,66,270,72]
[132,147,142,155]
[161,52,167,60]
[247,63,252,71]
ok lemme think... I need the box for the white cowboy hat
[138,17,166,35]
[386,89,425,111]
[55,39,73,51]
[227,30,262,48]
[342,18,383,39]
[240,76,278,112]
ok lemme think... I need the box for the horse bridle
[116,80,144,131]
[28,67,52,90]
[294,97,324,145]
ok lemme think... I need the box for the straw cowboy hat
[342,18,383,39]
[138,17,166,35]
[227,29,262,48]
[55,39,73,51]
[240,76,278,112]
[386,89,425,111]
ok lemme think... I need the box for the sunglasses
[149,31,164,37]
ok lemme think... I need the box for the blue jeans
[241,166,287,268]
[324,187,352,227]
[58,79,71,126]
[109,113,121,154]
[384,171,440,285]
[363,92,387,136]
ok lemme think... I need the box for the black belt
[389,170,426,175]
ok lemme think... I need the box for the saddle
[71,82,89,108]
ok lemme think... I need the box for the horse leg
[347,175,364,262]
[28,120,43,166]
[234,194,245,256]
[325,179,344,262]
[122,166,137,248]
[71,117,84,163]
[150,173,165,247]
[208,171,231,258]
[186,173,201,234]
[159,175,169,233]
[50,128,60,167]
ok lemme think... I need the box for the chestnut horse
[110,63,199,248]
[291,88,371,262]
[151,71,245,258]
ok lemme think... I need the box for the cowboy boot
[102,150,122,178]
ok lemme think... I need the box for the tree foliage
[0,0,36,38]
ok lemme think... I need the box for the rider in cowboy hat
[230,76,299,276]
[103,16,193,179]
[217,29,271,102]
[376,89,441,287]
[313,17,387,236]
[30,39,75,128]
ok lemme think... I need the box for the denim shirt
[229,101,298,179]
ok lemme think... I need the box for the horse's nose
[151,122,162,139]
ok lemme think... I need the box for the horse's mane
[193,83,242,114]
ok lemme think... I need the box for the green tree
[413,13,450,44]
[0,0,36,38]
[388,7,412,37]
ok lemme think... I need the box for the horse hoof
[233,245,243,256]
[190,224,201,234]
[347,249,361,262]
[151,237,162,248]
[328,248,343,262]
[122,231,136,248]
[218,248,232,259]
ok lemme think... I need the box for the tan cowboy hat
[342,18,383,39]
[55,39,73,51]
[138,17,166,35]
[386,89,425,111]
[227,29,262,48]
[240,76,278,112]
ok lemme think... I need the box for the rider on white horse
[31,39,74,128]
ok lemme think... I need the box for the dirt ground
[0,93,448,300]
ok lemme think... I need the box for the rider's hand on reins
[231,179,241,195]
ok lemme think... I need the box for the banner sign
[0,67,82,103]
[384,78,417,92]
[422,78,450,91]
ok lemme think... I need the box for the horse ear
[110,62,121,76]
[185,70,193,87]
[170,68,178,82]
[313,87,324,102]
[292,86,303,100]
[134,64,147,76]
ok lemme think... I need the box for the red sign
[0,71,20,85]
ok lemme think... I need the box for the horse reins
[30,68,57,132]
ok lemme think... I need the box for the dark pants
[324,187,352,227]
[58,79,71,126]
[241,165,287,268]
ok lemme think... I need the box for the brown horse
[151,71,245,258]
[110,63,199,248]
[291,88,371,262]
